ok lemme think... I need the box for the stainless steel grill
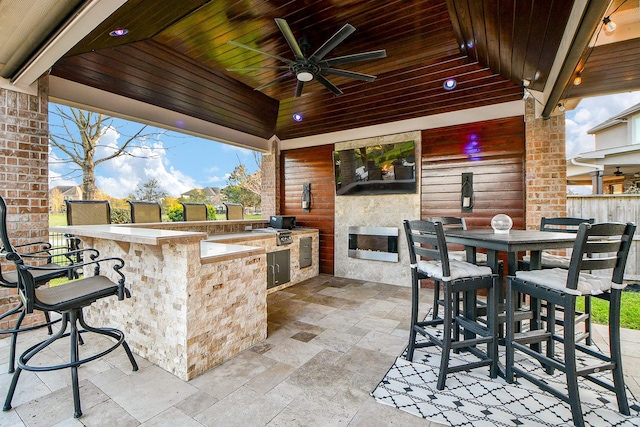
[252,227,293,245]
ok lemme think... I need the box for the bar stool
[2,250,138,419]
[404,219,499,390]
[505,222,635,427]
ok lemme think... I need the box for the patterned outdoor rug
[372,330,640,426]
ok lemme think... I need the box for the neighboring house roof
[50,185,82,198]
[181,187,222,198]
[587,102,640,134]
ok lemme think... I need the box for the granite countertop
[50,225,206,245]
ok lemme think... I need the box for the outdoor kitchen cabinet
[267,249,290,289]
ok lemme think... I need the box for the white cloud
[566,91,640,158]
[206,173,230,184]
[95,134,198,198]
[49,169,78,188]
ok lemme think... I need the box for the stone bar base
[76,233,266,380]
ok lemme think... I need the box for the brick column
[524,97,567,230]
[0,75,50,333]
[260,137,280,218]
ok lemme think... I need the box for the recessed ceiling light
[443,79,457,90]
[109,28,129,37]
[293,113,303,122]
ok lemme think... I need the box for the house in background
[568,102,640,194]
[180,187,222,205]
[49,186,82,212]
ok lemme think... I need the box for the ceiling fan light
[297,71,314,82]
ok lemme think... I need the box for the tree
[222,153,261,209]
[49,106,160,200]
[128,178,167,202]
[50,187,64,213]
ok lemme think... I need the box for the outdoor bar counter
[51,220,319,380]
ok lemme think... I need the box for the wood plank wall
[421,116,525,229]
[281,145,335,274]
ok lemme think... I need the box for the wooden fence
[567,195,640,282]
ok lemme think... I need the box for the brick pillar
[524,97,567,230]
[260,137,281,218]
[0,75,50,334]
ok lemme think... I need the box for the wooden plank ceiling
[51,0,581,141]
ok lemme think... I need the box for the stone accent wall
[261,138,280,218]
[334,131,421,286]
[0,76,50,334]
[524,98,567,230]
[82,236,267,380]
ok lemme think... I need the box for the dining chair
[521,216,595,344]
[0,195,94,373]
[505,222,635,427]
[180,202,207,221]
[2,249,138,419]
[224,203,244,220]
[128,200,161,223]
[65,200,111,263]
[404,219,499,390]
[427,216,486,320]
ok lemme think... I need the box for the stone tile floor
[1,274,639,426]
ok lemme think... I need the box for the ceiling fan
[614,167,624,176]
[227,18,386,97]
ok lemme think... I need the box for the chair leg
[584,295,592,346]
[406,272,420,361]
[69,310,82,418]
[563,298,584,427]
[77,311,138,371]
[7,303,27,374]
[3,313,71,412]
[608,290,630,415]
[505,278,516,383]
[432,280,440,320]
[437,287,453,391]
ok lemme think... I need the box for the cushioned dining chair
[505,222,635,427]
[0,195,94,373]
[2,249,138,419]
[404,219,499,390]
[128,200,161,223]
[180,202,207,221]
[224,203,244,220]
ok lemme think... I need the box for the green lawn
[577,291,640,330]
[49,212,67,226]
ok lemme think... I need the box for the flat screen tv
[333,140,416,195]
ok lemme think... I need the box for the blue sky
[48,103,259,198]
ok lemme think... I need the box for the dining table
[444,228,578,276]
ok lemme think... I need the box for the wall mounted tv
[333,140,416,195]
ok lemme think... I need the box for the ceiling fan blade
[227,66,291,71]
[315,74,343,96]
[309,23,356,62]
[295,80,305,97]
[321,49,387,67]
[255,72,293,91]
[227,40,295,65]
[323,68,377,82]
[274,18,305,60]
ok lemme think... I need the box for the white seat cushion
[417,259,493,281]
[514,268,625,296]
[448,250,488,264]
[522,253,570,268]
